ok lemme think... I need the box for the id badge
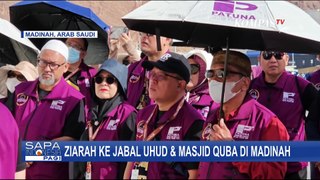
[137,162,148,179]
[85,162,92,180]
[131,169,139,179]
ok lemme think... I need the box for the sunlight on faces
[38,49,68,86]
[186,58,199,91]
[94,71,118,100]
[140,33,171,56]
[148,67,184,103]
[259,52,289,77]
[210,63,245,92]
[65,38,87,59]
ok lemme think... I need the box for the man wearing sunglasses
[127,32,172,110]
[12,40,86,179]
[250,51,318,179]
[198,50,289,179]
[124,52,204,179]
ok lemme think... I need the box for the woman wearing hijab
[0,61,38,111]
[184,49,215,120]
[74,59,137,179]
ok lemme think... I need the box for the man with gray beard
[12,39,85,179]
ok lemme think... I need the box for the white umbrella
[122,1,320,53]
[123,1,320,119]
[0,18,39,65]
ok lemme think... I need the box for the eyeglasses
[205,69,244,79]
[139,32,154,37]
[262,51,285,60]
[147,71,182,81]
[94,76,116,85]
[190,64,200,75]
[7,71,27,82]
[37,59,65,70]
[66,42,85,51]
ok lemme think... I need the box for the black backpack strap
[294,75,303,105]
[294,75,305,118]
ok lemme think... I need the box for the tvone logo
[25,142,61,156]
[213,0,257,13]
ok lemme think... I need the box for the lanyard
[132,98,185,179]
[86,119,107,180]
[64,68,80,81]
[88,118,108,141]
[143,97,185,141]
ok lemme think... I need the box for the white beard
[39,74,55,86]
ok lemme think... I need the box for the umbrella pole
[155,27,161,51]
[218,36,230,124]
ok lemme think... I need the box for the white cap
[184,49,213,70]
[41,39,69,61]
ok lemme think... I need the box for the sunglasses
[94,76,116,85]
[7,71,27,82]
[139,32,154,37]
[262,51,285,60]
[190,64,200,75]
[205,69,244,79]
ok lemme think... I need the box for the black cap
[142,52,191,83]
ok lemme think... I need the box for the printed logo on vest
[16,93,28,106]
[159,53,171,62]
[202,123,212,141]
[106,119,120,130]
[129,74,140,83]
[166,126,182,140]
[136,120,146,139]
[50,100,65,111]
[85,78,90,88]
[201,106,210,119]
[282,92,295,103]
[314,83,320,91]
[249,89,259,100]
[234,124,254,140]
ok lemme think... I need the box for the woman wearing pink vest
[73,59,137,179]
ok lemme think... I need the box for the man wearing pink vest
[127,32,172,110]
[13,39,85,179]
[124,52,204,179]
[64,38,97,119]
[198,51,289,179]
[250,51,318,179]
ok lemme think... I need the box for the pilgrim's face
[94,70,118,100]
[148,67,183,103]
[187,58,200,91]
[37,49,68,86]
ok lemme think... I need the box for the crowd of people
[1,28,320,180]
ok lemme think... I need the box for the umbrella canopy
[0,17,39,66]
[10,0,110,65]
[122,0,320,119]
[122,0,320,54]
